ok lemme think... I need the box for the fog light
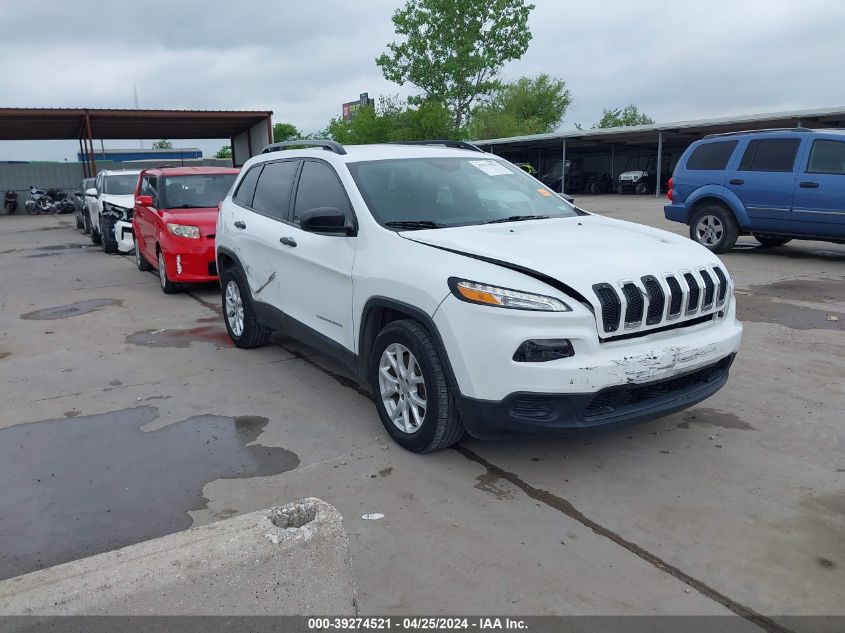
[513,339,574,362]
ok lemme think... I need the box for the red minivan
[133,166,239,293]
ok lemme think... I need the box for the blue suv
[665,129,845,253]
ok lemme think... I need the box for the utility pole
[133,84,143,149]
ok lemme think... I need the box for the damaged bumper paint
[115,220,135,254]
[436,291,742,437]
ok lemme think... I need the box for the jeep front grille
[592,265,729,341]
[621,283,643,324]
[592,283,621,333]
[641,276,665,325]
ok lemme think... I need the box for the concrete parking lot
[0,196,843,625]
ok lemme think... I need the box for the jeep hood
[402,214,721,302]
[619,170,645,178]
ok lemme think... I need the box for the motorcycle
[50,198,76,214]
[26,186,73,215]
[4,190,17,214]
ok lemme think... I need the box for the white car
[215,140,742,452]
[87,169,141,253]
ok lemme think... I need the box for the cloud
[0,0,841,159]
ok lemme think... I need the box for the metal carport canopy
[473,106,845,152]
[0,108,274,172]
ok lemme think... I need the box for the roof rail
[261,139,346,155]
[390,139,485,153]
[703,127,813,139]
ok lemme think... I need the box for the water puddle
[20,299,121,321]
[0,407,299,580]
[126,325,232,349]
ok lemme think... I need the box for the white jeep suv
[216,140,742,452]
[87,169,140,254]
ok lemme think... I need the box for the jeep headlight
[448,278,571,312]
[166,223,200,239]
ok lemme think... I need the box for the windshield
[162,174,237,209]
[348,157,578,229]
[103,174,139,195]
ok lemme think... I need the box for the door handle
[729,179,744,185]
[233,221,246,229]
[799,181,819,188]
[279,237,297,247]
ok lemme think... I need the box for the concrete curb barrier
[0,498,357,615]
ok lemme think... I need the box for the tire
[135,241,152,271]
[83,211,91,235]
[753,234,792,247]
[90,216,102,245]
[75,211,84,230]
[616,185,625,195]
[220,268,271,348]
[689,204,739,254]
[635,181,649,195]
[370,319,464,453]
[100,215,118,254]
[157,249,181,294]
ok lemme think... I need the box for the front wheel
[157,249,181,294]
[83,211,91,235]
[635,181,649,195]
[690,204,739,253]
[100,215,118,253]
[220,268,271,348]
[370,320,464,453]
[753,234,792,247]
[75,211,84,230]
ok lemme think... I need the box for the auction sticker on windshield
[469,160,513,176]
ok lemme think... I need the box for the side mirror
[136,195,154,207]
[299,207,355,236]
[85,188,97,196]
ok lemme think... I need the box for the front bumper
[459,354,734,438]
[160,236,218,282]
[433,293,742,436]
[115,220,135,253]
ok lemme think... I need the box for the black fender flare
[358,296,461,392]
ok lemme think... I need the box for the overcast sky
[1,0,842,160]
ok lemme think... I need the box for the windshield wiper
[482,215,550,224]
[385,220,445,230]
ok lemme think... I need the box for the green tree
[595,104,654,129]
[214,145,232,159]
[272,122,302,143]
[468,74,571,139]
[324,96,457,145]
[152,139,173,149]
[376,0,535,130]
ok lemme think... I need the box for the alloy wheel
[158,251,168,289]
[695,214,724,246]
[378,343,427,434]
[225,280,244,337]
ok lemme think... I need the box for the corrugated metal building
[474,106,845,196]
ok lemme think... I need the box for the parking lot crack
[454,445,796,633]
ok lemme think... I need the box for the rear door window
[233,165,262,208]
[292,160,352,224]
[251,160,299,221]
[739,139,801,172]
[806,139,845,175]
[685,141,737,170]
